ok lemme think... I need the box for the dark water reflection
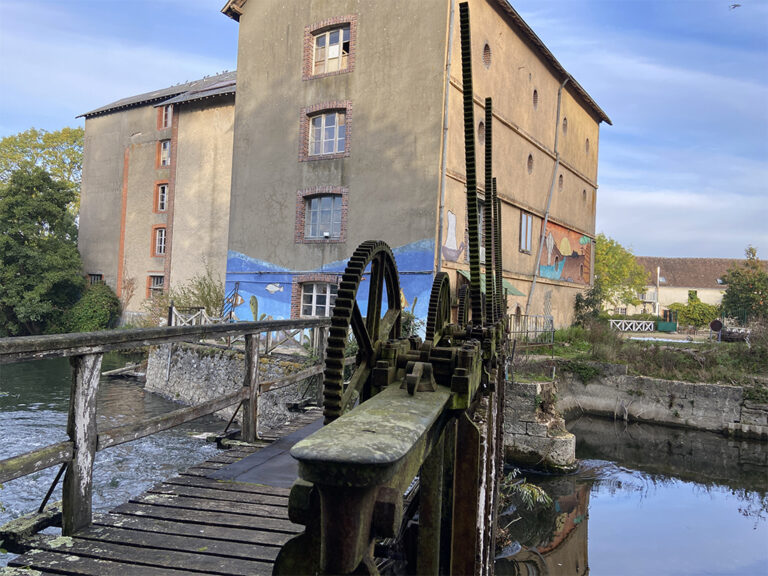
[0,354,222,551]
[496,416,768,576]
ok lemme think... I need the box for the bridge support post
[242,334,260,442]
[62,353,102,535]
[418,430,444,575]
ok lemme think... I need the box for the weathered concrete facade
[78,74,235,318]
[222,0,610,327]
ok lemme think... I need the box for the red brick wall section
[302,15,358,81]
[290,273,341,319]
[294,186,348,244]
[298,100,352,162]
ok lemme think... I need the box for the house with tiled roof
[626,257,766,315]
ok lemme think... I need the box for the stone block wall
[556,371,768,440]
[145,343,322,434]
[503,380,576,471]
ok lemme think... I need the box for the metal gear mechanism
[425,272,451,347]
[322,241,402,424]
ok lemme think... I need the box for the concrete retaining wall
[556,371,768,440]
[145,343,321,434]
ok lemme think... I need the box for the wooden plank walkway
[5,410,322,576]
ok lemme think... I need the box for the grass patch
[543,320,768,386]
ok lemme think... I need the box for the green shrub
[62,283,121,332]
[668,300,720,328]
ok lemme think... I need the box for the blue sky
[1,0,766,259]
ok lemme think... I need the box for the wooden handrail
[0,441,73,484]
[96,388,249,451]
[0,319,331,536]
[0,318,329,364]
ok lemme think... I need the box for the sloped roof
[636,257,767,289]
[157,73,237,107]
[490,0,610,125]
[79,71,236,118]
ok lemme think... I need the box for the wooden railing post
[242,333,260,442]
[417,430,445,575]
[62,353,102,535]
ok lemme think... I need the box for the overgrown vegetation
[721,246,768,323]
[59,283,121,332]
[549,319,768,387]
[496,470,555,558]
[668,292,720,329]
[139,263,225,327]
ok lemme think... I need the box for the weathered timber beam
[63,353,101,535]
[0,318,330,364]
[0,441,73,484]
[97,388,248,451]
[292,385,452,487]
[291,385,453,574]
[0,502,62,554]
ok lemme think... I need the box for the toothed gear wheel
[322,241,402,424]
[425,272,451,346]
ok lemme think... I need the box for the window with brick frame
[295,186,347,243]
[299,102,352,161]
[301,282,338,317]
[155,183,168,212]
[147,275,165,298]
[158,105,173,129]
[303,16,357,80]
[152,226,167,256]
[158,140,171,167]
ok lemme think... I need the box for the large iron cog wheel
[322,241,402,424]
[425,272,451,347]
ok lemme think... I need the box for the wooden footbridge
[2,5,516,573]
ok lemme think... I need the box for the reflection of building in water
[496,478,590,575]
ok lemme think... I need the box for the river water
[496,416,768,576]
[3,359,768,574]
[0,353,222,567]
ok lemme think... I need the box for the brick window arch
[303,15,358,80]
[295,186,348,243]
[299,101,353,161]
[291,273,340,318]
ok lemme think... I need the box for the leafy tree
[721,246,768,322]
[594,233,649,308]
[0,127,84,214]
[0,167,85,335]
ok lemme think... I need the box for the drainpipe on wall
[436,0,456,274]
[525,76,570,315]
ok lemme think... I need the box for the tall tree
[721,246,768,322]
[594,233,649,309]
[0,127,84,213]
[0,166,85,336]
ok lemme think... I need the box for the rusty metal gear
[322,241,402,424]
[425,272,451,347]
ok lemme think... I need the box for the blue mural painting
[225,240,435,332]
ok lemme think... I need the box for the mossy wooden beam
[0,442,72,484]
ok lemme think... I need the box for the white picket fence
[609,319,655,332]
